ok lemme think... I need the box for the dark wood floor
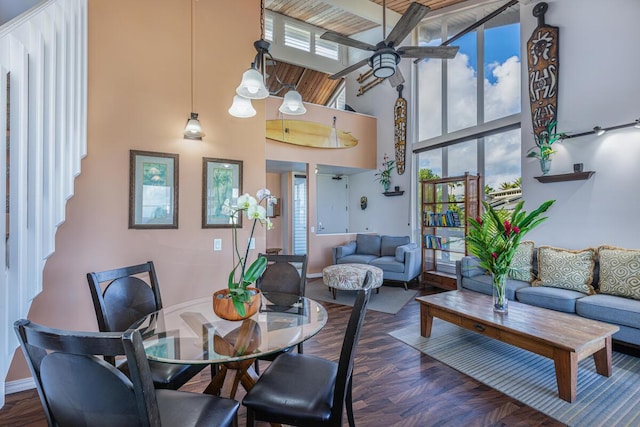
[0,281,565,427]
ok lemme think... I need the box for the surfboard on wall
[266,119,358,149]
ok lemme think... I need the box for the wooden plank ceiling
[265,0,475,106]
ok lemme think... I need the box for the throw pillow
[356,234,381,256]
[381,235,410,257]
[508,241,535,282]
[598,245,640,300]
[532,246,596,295]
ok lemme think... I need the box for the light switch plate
[214,239,222,251]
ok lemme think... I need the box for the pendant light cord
[190,0,196,112]
[260,0,265,40]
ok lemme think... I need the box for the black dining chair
[253,254,308,374]
[243,270,373,427]
[14,319,239,427]
[87,261,206,389]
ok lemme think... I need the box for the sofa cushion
[460,274,530,301]
[395,243,417,263]
[576,294,640,330]
[532,246,596,295]
[508,241,535,282]
[516,286,585,313]
[356,234,381,256]
[336,254,378,265]
[370,256,405,273]
[459,256,486,278]
[381,235,410,257]
[597,245,640,301]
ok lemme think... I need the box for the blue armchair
[332,234,421,290]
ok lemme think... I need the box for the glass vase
[540,158,552,175]
[492,273,508,313]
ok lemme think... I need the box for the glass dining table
[134,292,328,398]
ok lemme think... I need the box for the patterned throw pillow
[598,245,640,300]
[532,246,596,295]
[508,241,535,282]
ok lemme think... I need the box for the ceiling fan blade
[328,58,370,80]
[385,2,431,48]
[320,31,377,51]
[388,68,405,88]
[398,45,459,59]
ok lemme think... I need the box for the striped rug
[389,319,640,427]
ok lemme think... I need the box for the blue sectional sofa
[332,234,421,290]
[456,244,640,346]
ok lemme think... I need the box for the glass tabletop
[135,292,328,364]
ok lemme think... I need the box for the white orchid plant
[222,188,274,316]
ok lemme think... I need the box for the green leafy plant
[526,120,566,160]
[223,189,274,316]
[374,154,395,189]
[466,199,555,277]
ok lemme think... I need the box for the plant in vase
[217,188,274,319]
[466,199,555,313]
[374,154,395,192]
[526,120,566,175]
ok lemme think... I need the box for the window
[327,83,345,110]
[284,23,310,52]
[315,35,339,60]
[265,15,273,41]
[415,3,521,206]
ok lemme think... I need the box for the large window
[415,2,521,201]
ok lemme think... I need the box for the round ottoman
[322,264,383,299]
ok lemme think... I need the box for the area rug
[389,319,640,427]
[304,280,417,315]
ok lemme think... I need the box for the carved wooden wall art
[394,84,407,175]
[527,2,559,140]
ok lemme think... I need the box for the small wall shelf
[383,190,404,196]
[534,171,595,183]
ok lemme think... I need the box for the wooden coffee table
[416,290,619,402]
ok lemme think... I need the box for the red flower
[476,216,483,225]
[503,220,511,236]
[513,226,520,234]
[491,252,498,259]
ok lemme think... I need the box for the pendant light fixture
[229,0,307,118]
[184,0,204,140]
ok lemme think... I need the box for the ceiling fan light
[371,51,398,79]
[228,95,257,118]
[236,68,269,99]
[183,112,204,140]
[279,90,307,115]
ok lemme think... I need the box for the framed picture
[129,150,179,229]
[202,158,243,228]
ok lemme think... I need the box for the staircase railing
[0,0,87,408]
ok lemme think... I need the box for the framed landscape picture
[202,158,242,228]
[129,150,179,229]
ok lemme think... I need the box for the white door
[316,174,348,234]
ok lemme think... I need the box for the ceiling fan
[320,1,459,85]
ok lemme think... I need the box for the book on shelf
[422,209,462,227]
[423,234,450,250]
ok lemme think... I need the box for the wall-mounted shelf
[383,190,404,196]
[534,171,595,183]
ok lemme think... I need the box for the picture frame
[129,150,179,229]
[202,158,243,228]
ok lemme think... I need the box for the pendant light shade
[370,50,399,78]
[278,89,306,115]
[228,95,257,118]
[236,68,269,99]
[183,112,204,140]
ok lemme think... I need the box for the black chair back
[14,319,156,426]
[87,261,162,333]
[256,254,308,296]
[332,270,372,422]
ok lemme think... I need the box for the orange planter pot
[213,287,261,321]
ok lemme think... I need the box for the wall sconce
[183,0,204,140]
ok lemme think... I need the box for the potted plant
[374,154,395,192]
[214,188,274,320]
[526,120,566,175]
[466,199,555,313]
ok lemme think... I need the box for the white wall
[520,0,640,248]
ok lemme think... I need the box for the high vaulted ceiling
[264,0,480,106]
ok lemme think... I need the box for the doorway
[316,174,348,234]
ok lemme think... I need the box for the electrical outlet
[213,239,222,251]
[249,237,255,249]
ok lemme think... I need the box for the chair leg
[332,287,337,299]
[254,359,260,375]
[346,373,355,427]
[246,408,255,427]
[403,282,408,291]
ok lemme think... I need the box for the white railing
[0,0,87,408]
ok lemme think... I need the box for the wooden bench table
[416,290,619,402]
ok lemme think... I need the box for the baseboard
[307,273,322,279]
[5,377,35,394]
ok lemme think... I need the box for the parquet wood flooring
[0,281,564,427]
